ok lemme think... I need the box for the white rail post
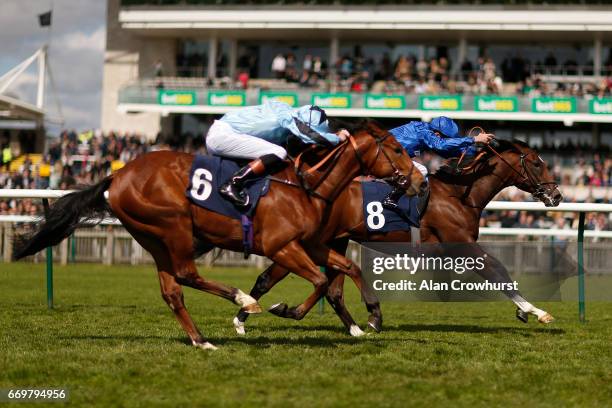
[0,223,4,262]
[3,224,12,263]
[60,239,68,266]
[105,227,114,266]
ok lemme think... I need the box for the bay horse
[14,120,425,350]
[234,139,563,335]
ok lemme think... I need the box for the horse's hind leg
[234,263,290,335]
[157,270,218,350]
[127,228,218,350]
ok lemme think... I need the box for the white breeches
[206,120,287,160]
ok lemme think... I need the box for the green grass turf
[1,263,611,407]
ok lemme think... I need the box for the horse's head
[344,120,426,196]
[489,140,563,207]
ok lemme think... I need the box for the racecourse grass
[1,263,611,408]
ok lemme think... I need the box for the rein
[454,128,557,199]
[272,130,412,202]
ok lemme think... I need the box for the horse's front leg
[324,270,365,337]
[305,243,382,333]
[478,250,554,324]
[233,263,290,335]
[266,240,330,321]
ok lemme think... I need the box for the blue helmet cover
[293,105,329,135]
[429,116,459,138]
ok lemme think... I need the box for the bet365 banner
[259,91,298,107]
[419,95,462,111]
[365,94,406,109]
[158,90,196,106]
[311,93,352,109]
[531,97,576,113]
[474,96,518,112]
[589,98,612,114]
[207,91,246,107]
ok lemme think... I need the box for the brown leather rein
[454,127,557,198]
[269,131,413,203]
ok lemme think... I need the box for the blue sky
[0,0,106,132]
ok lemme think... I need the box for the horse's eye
[533,161,541,168]
[395,148,403,154]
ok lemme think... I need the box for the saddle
[186,155,271,258]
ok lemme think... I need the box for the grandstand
[104,0,612,139]
[3,0,611,222]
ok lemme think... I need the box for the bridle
[456,127,557,201]
[487,143,557,201]
[346,130,415,188]
[273,130,415,202]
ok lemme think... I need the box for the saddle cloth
[186,155,270,219]
[361,180,421,233]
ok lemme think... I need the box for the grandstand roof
[0,94,44,129]
[120,8,612,38]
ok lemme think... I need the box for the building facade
[102,0,612,143]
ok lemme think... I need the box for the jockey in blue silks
[382,116,493,210]
[206,100,349,207]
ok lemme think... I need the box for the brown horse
[14,120,425,350]
[235,139,563,335]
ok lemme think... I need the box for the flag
[38,11,52,27]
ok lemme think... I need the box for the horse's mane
[434,139,528,181]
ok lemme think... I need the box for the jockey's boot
[382,186,405,211]
[219,154,284,208]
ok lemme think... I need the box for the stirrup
[219,182,250,207]
[382,197,399,210]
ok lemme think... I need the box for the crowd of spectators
[256,50,612,98]
[170,46,612,99]
[0,130,206,216]
[1,128,610,232]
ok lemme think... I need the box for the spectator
[303,54,313,74]
[271,54,286,79]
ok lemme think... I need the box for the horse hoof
[516,308,529,323]
[268,302,288,317]
[538,313,555,324]
[242,303,263,314]
[193,341,218,351]
[349,324,365,337]
[233,316,246,336]
[368,316,382,333]
[235,290,262,313]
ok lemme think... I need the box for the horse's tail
[13,177,114,260]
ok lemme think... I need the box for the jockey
[206,100,349,207]
[382,116,494,210]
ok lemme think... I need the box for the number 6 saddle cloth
[361,179,422,233]
[186,154,270,220]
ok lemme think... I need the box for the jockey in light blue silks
[382,116,493,209]
[206,100,349,207]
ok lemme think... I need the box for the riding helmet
[430,116,459,138]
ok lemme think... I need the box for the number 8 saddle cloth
[361,179,422,233]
